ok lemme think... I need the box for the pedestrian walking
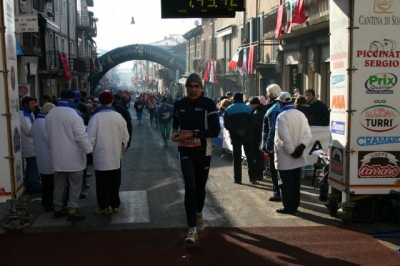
[274,92,312,214]
[87,91,129,215]
[45,89,93,222]
[172,73,220,243]
[153,98,161,128]
[157,97,174,147]
[147,96,156,125]
[134,96,144,123]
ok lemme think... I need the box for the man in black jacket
[113,94,133,149]
[172,73,220,244]
[305,88,330,126]
[249,97,267,181]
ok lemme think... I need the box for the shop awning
[217,25,234,37]
[38,13,60,32]
[16,42,23,55]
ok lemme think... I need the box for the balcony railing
[77,11,97,37]
[263,0,329,36]
[40,50,61,71]
[19,32,41,56]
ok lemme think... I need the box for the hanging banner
[59,52,72,80]
[0,0,24,202]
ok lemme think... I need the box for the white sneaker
[196,213,205,232]
[185,227,198,243]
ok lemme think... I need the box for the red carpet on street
[1,226,399,266]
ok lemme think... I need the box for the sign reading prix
[161,0,245,18]
[365,72,397,94]
[358,151,400,179]
[359,105,399,132]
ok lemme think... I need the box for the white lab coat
[87,109,129,171]
[45,106,93,172]
[20,111,35,158]
[274,106,312,170]
[31,116,54,174]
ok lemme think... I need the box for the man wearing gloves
[87,91,129,215]
[45,89,93,222]
[274,92,312,214]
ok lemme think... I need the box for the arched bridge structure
[90,44,186,88]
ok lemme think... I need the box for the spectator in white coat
[20,96,41,193]
[87,90,129,215]
[274,92,312,215]
[31,103,56,212]
[45,89,93,222]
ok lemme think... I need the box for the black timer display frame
[161,0,245,18]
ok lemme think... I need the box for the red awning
[59,52,72,80]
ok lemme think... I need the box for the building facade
[15,0,97,101]
[181,0,331,107]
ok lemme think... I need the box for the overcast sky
[90,0,199,51]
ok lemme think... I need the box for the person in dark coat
[249,97,268,181]
[113,94,133,148]
[294,96,312,126]
[305,88,330,126]
[133,96,145,123]
[224,92,257,184]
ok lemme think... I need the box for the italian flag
[286,0,293,33]
[228,48,243,69]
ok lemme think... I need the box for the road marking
[32,191,150,227]
[111,191,150,223]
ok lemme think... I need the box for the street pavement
[1,106,399,254]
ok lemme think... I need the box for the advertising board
[0,0,24,202]
[349,0,400,193]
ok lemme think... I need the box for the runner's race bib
[178,130,201,147]
[178,138,201,147]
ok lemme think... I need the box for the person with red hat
[87,90,129,215]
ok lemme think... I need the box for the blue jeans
[24,156,41,191]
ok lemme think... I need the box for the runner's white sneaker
[196,213,205,232]
[185,227,198,243]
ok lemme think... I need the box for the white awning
[217,25,235,38]
[178,78,186,85]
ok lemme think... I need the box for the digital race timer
[161,0,245,18]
